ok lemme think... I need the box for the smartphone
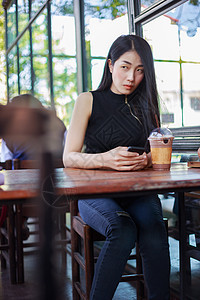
[127,146,145,155]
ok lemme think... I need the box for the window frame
[128,0,188,35]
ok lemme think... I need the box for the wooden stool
[184,191,200,285]
[0,160,17,283]
[70,200,146,300]
[13,158,70,283]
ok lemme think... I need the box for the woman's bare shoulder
[75,92,93,115]
[77,91,93,103]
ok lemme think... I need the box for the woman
[63,35,170,300]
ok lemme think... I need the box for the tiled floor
[0,235,200,300]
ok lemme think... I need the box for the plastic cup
[148,128,174,171]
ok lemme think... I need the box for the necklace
[125,95,142,125]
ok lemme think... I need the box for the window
[4,0,199,129]
[84,0,129,90]
[190,97,200,111]
[130,0,200,127]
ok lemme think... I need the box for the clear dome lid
[149,127,173,138]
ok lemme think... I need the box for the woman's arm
[63,92,109,169]
[198,148,200,159]
[63,92,149,171]
[63,92,94,168]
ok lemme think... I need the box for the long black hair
[97,34,160,131]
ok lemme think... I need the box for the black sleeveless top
[84,89,151,154]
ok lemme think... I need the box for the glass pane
[31,0,49,16]
[91,58,105,90]
[181,30,200,62]
[32,8,50,107]
[182,63,200,126]
[32,13,48,55]
[33,55,49,107]
[51,0,75,56]
[143,0,200,127]
[8,47,18,99]
[7,2,16,47]
[166,1,200,62]
[18,0,29,33]
[18,30,32,93]
[154,62,181,127]
[143,17,180,61]
[53,57,77,125]
[141,0,160,13]
[51,0,76,126]
[84,0,129,89]
[51,0,74,16]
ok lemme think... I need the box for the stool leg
[70,201,81,300]
[84,226,95,300]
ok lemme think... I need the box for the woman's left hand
[131,152,151,171]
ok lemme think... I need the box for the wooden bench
[169,126,200,161]
[168,126,200,284]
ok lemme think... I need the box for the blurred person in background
[0,94,66,239]
[1,94,66,162]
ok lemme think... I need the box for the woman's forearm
[63,152,109,169]
[63,147,151,171]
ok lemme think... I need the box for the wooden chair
[183,191,200,285]
[70,200,169,300]
[169,126,200,284]
[0,159,17,283]
[14,158,70,283]
[170,125,200,155]
[13,158,64,170]
[0,160,12,171]
[1,158,70,283]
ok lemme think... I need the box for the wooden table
[1,163,200,299]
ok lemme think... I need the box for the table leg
[178,191,187,300]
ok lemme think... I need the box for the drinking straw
[155,114,160,133]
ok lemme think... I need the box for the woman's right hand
[102,146,148,171]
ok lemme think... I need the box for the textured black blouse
[84,89,152,154]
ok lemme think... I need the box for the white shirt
[0,139,13,162]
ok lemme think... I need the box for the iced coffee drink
[148,128,174,170]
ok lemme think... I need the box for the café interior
[0,0,200,299]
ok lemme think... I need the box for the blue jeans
[78,195,170,300]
